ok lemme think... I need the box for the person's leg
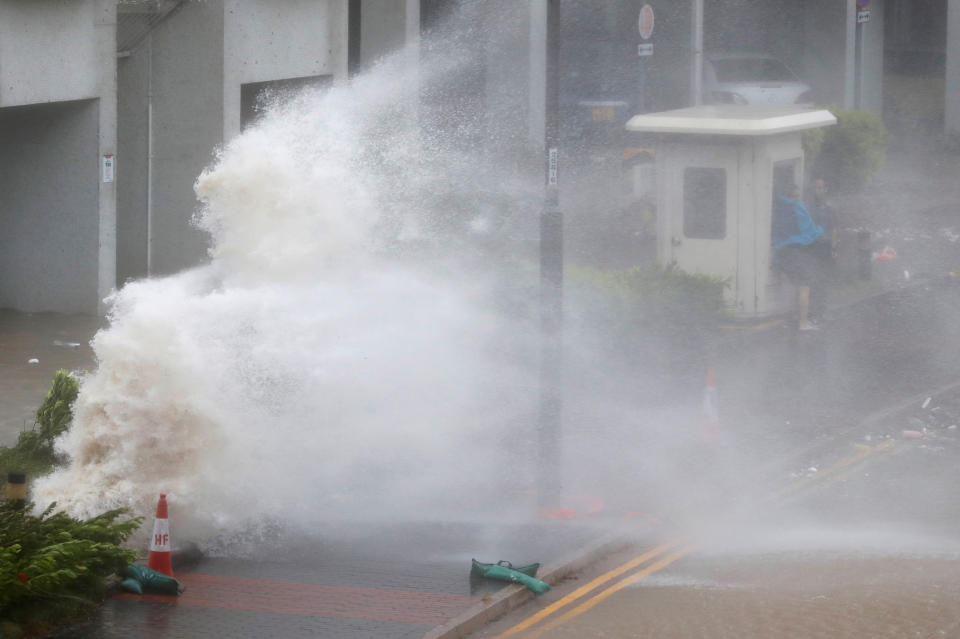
[797,285,813,329]
[810,284,828,321]
[808,243,830,321]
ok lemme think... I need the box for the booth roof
[625,105,836,136]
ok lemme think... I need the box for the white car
[703,53,813,106]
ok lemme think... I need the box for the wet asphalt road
[17,285,960,638]
[474,387,960,638]
[4,269,960,639]
[0,309,100,445]
[48,520,605,639]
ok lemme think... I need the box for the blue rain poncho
[772,196,823,249]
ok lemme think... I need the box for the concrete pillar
[96,0,118,314]
[947,0,960,140]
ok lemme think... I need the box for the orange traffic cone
[698,366,720,442]
[147,494,174,577]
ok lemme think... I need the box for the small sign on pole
[548,148,558,186]
[638,43,654,57]
[857,9,871,23]
[102,154,115,183]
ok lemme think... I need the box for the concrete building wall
[223,0,346,139]
[360,0,408,70]
[481,0,533,160]
[117,42,151,286]
[0,0,115,315]
[802,0,852,107]
[948,0,960,138]
[147,0,225,276]
[118,1,349,281]
[0,100,100,313]
[646,0,693,111]
[0,0,99,107]
[705,0,806,69]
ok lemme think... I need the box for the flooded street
[475,406,960,638]
[0,310,100,446]
[527,551,960,638]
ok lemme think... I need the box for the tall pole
[347,0,361,78]
[691,0,704,105]
[854,12,863,109]
[539,0,563,509]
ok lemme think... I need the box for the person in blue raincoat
[772,183,825,331]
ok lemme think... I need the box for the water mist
[32,49,544,540]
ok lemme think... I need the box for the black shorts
[776,244,824,286]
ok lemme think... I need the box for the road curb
[421,531,635,639]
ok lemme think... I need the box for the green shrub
[18,370,79,464]
[0,502,142,634]
[567,264,728,374]
[0,370,79,484]
[0,371,142,636]
[812,107,887,192]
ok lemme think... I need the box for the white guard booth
[625,105,836,319]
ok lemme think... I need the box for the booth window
[683,167,726,239]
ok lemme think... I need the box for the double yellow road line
[495,438,903,638]
[495,539,695,638]
[771,439,898,504]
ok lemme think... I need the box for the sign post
[854,0,870,107]
[539,0,563,510]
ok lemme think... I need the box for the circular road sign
[639,4,655,40]
[857,0,871,7]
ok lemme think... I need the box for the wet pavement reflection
[0,310,100,446]
[554,552,960,639]
[49,521,602,639]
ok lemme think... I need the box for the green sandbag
[122,564,184,595]
[470,559,552,595]
[471,559,540,579]
[119,578,143,594]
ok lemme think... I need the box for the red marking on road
[113,573,476,625]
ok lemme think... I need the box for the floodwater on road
[557,550,960,639]
[474,390,960,639]
[0,309,100,446]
